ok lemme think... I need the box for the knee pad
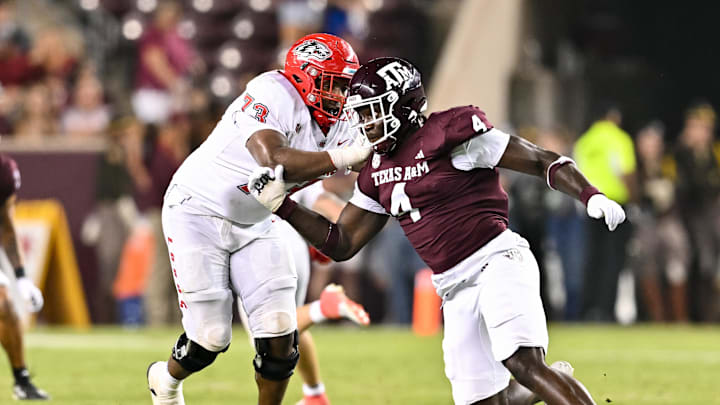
[253,330,299,381]
[197,320,233,352]
[172,333,229,373]
[260,309,295,336]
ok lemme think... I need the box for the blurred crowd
[0,0,434,325]
[507,102,720,324]
[2,0,720,326]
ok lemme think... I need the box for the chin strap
[311,108,332,134]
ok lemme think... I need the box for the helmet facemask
[306,68,353,122]
[345,90,402,154]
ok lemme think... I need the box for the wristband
[14,266,25,279]
[326,149,342,170]
[546,156,576,190]
[580,186,602,206]
[275,197,298,219]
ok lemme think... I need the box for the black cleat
[12,381,49,401]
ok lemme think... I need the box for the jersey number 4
[472,114,488,132]
[242,94,269,123]
[390,182,421,223]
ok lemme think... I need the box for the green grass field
[1,324,719,404]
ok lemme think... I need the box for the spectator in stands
[629,121,690,322]
[365,219,427,324]
[131,1,196,124]
[322,0,367,55]
[277,0,367,62]
[574,103,636,322]
[674,102,720,322]
[0,1,35,135]
[277,0,322,51]
[61,71,110,138]
[538,127,587,321]
[82,117,138,323]
[29,27,82,114]
[138,117,188,326]
[0,0,36,87]
[29,27,80,81]
[0,85,19,135]
[14,83,59,139]
[506,127,552,316]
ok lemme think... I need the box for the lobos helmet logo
[293,40,333,62]
[377,61,413,91]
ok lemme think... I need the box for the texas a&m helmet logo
[377,61,413,91]
[292,40,333,62]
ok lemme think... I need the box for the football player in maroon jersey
[0,154,49,400]
[249,58,625,405]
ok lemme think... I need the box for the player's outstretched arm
[249,165,387,260]
[247,130,370,183]
[498,134,626,230]
[498,135,589,197]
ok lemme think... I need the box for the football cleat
[147,361,185,405]
[550,360,575,376]
[319,284,370,326]
[12,381,49,401]
[296,392,331,405]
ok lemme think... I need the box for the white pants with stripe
[161,186,299,352]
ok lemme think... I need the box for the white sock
[309,301,326,323]
[302,382,326,396]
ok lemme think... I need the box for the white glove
[326,144,372,171]
[586,194,626,231]
[248,165,287,212]
[16,277,44,313]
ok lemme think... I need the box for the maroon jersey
[0,154,21,205]
[355,106,509,273]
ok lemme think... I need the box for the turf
[1,324,718,404]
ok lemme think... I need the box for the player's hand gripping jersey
[349,106,511,273]
[170,71,356,224]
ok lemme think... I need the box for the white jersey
[170,71,355,224]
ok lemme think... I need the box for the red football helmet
[283,33,360,130]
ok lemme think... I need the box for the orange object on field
[113,223,155,299]
[412,268,441,336]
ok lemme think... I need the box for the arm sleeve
[348,182,387,215]
[450,128,511,171]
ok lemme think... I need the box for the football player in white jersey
[146,33,371,405]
